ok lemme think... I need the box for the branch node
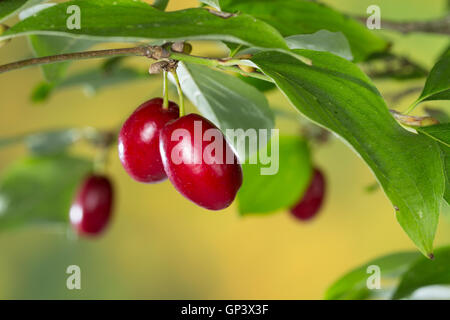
[149,59,178,74]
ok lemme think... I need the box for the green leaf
[0,129,83,154]
[25,129,82,155]
[393,246,450,299]
[221,0,387,61]
[0,154,92,231]
[0,0,288,50]
[173,62,274,161]
[0,0,45,22]
[152,0,169,11]
[237,74,276,92]
[415,50,450,105]
[29,35,96,83]
[30,81,53,103]
[286,30,353,61]
[325,251,420,300]
[417,124,450,205]
[417,124,450,148]
[31,65,148,102]
[237,136,312,214]
[441,147,450,205]
[199,0,221,11]
[18,3,97,83]
[251,50,445,256]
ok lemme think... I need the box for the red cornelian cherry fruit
[290,168,326,221]
[70,175,114,236]
[159,113,243,210]
[118,98,179,183]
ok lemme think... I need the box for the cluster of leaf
[0,0,449,259]
[326,246,450,300]
[0,128,93,230]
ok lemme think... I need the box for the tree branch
[362,53,428,80]
[0,44,272,82]
[0,46,158,74]
[355,15,450,35]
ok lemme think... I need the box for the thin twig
[355,15,450,35]
[362,53,428,80]
[0,47,154,74]
[0,44,273,83]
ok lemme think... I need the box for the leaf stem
[229,44,243,57]
[404,99,420,114]
[171,70,185,117]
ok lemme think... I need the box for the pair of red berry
[67,98,243,236]
[118,98,243,210]
[67,98,325,236]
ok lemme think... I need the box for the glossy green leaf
[221,0,387,61]
[199,0,221,11]
[237,74,276,92]
[417,124,450,204]
[0,0,45,22]
[0,154,92,231]
[441,147,450,205]
[415,50,450,104]
[30,81,53,102]
[237,136,312,215]
[417,124,450,148]
[286,30,353,61]
[236,30,354,61]
[19,3,98,83]
[251,50,445,256]
[173,62,274,161]
[31,65,147,102]
[393,246,450,299]
[325,251,420,300]
[0,0,288,50]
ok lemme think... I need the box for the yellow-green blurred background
[0,0,449,299]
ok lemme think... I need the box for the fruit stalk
[162,70,169,109]
[171,70,185,117]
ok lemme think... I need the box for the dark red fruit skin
[118,98,179,183]
[159,114,243,210]
[70,175,114,236]
[290,168,326,221]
